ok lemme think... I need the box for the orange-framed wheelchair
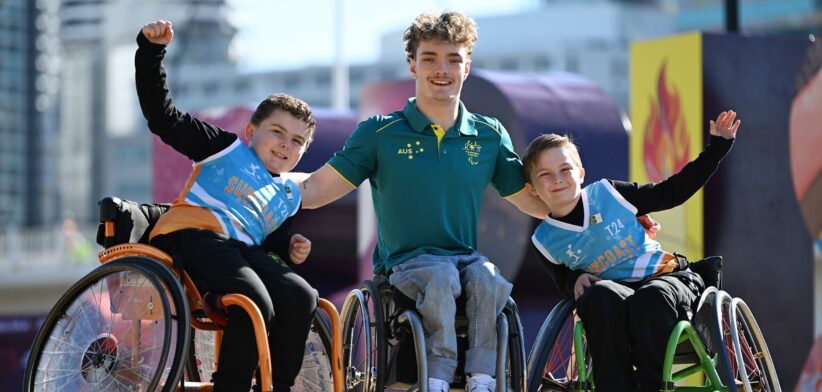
[23,197,344,392]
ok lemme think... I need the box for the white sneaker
[428,377,450,392]
[466,373,496,392]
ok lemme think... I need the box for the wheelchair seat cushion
[96,197,171,246]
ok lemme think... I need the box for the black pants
[575,270,704,392]
[153,230,318,392]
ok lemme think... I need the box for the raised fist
[141,20,173,45]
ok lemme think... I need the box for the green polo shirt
[327,98,526,274]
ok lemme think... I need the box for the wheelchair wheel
[185,310,335,391]
[341,280,386,392]
[134,257,192,389]
[293,311,336,392]
[728,298,780,392]
[691,287,736,388]
[24,258,190,391]
[186,328,217,383]
[503,299,527,392]
[526,299,591,392]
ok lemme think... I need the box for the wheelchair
[23,197,345,392]
[339,274,527,392]
[525,257,780,392]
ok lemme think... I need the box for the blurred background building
[0,0,820,389]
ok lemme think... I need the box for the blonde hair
[522,133,583,180]
[403,11,478,61]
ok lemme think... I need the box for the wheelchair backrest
[690,256,723,290]
[96,197,170,248]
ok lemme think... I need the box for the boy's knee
[579,281,623,305]
[298,286,319,315]
[236,288,275,323]
[626,289,676,325]
[280,280,319,316]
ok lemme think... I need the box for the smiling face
[526,146,586,218]
[409,39,471,106]
[245,109,311,175]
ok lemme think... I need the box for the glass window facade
[0,0,28,225]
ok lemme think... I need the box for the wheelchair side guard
[503,299,528,392]
[317,298,345,392]
[496,313,509,392]
[220,294,274,392]
[661,320,729,392]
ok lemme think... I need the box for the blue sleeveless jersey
[531,179,668,281]
[178,139,301,245]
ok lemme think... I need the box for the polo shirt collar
[403,98,477,137]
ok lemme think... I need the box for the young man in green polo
[298,11,547,392]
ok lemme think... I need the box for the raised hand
[289,234,312,265]
[709,110,741,140]
[141,20,174,45]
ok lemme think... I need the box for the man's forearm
[298,165,356,209]
[506,189,549,219]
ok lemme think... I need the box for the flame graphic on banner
[643,62,691,183]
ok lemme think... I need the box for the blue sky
[227,0,536,71]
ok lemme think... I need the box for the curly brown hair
[522,133,583,181]
[251,93,317,145]
[403,11,478,61]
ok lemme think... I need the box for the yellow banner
[630,32,703,259]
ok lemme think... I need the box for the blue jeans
[388,252,513,382]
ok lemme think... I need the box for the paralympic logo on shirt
[463,140,481,165]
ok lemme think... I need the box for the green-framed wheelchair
[23,197,345,392]
[339,274,527,392]
[525,257,779,392]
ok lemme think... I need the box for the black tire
[24,258,189,391]
[341,280,386,392]
[525,299,591,392]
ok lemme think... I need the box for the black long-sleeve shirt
[135,32,295,262]
[533,135,734,298]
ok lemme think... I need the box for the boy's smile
[245,109,311,175]
[527,147,586,218]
